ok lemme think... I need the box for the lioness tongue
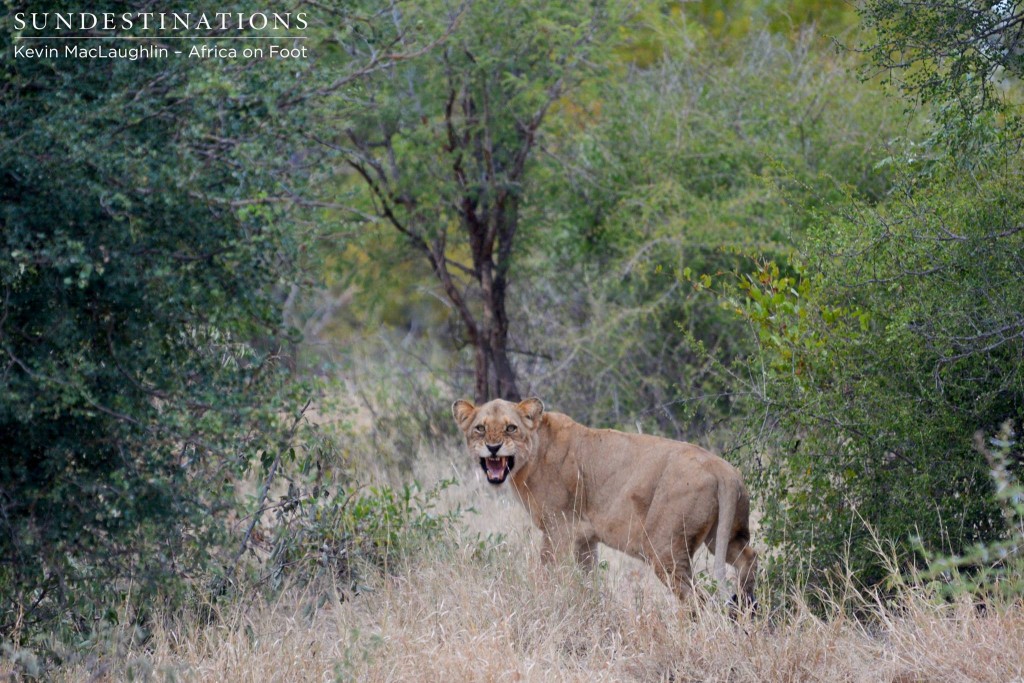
[487,457,505,477]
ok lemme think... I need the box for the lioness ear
[452,399,476,431]
[516,397,544,428]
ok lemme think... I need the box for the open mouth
[480,456,515,485]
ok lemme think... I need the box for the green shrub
[522,29,904,440]
[922,422,1024,602]
[718,153,1023,596]
[0,0,308,646]
[259,474,465,592]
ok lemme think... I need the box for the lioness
[452,397,757,605]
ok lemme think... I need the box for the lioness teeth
[479,455,514,484]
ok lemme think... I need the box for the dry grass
[29,446,1024,682]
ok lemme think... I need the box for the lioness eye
[505,424,517,433]
[474,425,485,433]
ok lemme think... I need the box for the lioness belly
[588,466,719,559]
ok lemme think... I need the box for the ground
[36,443,1024,682]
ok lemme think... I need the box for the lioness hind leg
[651,561,694,603]
[729,543,758,606]
[712,532,758,613]
[648,538,697,603]
[705,530,758,604]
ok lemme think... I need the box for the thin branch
[235,398,312,562]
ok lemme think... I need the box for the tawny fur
[453,397,757,604]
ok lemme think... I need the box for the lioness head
[451,397,544,485]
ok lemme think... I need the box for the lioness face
[452,398,544,485]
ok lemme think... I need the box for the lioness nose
[486,443,501,455]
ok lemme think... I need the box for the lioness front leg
[540,533,558,566]
[574,536,599,572]
[540,527,598,573]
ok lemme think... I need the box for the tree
[331,0,618,403]
[0,3,307,638]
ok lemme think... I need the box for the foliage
[858,0,1024,149]
[341,336,459,472]
[229,371,466,595]
[723,150,1024,591]
[921,422,1024,601]
[260,473,464,592]
[518,30,906,439]
[0,1,309,644]
[321,0,626,403]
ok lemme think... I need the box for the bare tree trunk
[475,201,521,403]
[473,343,489,405]
[471,278,519,402]
[488,281,520,402]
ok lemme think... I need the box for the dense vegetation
[0,0,316,641]
[2,0,1022,672]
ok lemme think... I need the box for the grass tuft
[21,439,1024,682]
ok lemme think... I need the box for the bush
[228,406,467,594]
[260,476,465,593]
[922,422,1024,602]
[519,29,904,441]
[722,152,1024,594]
[0,2,307,645]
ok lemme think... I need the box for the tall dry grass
[31,443,1024,683]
